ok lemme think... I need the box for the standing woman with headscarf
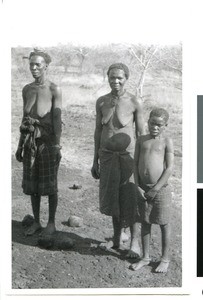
[15,48,62,236]
[91,63,145,258]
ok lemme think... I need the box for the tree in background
[119,43,182,99]
[12,43,182,97]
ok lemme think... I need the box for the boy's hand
[144,188,158,201]
[91,161,100,179]
[15,147,23,162]
[137,186,146,201]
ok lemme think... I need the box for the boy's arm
[134,98,145,138]
[134,137,146,200]
[51,84,62,146]
[91,99,103,179]
[145,137,174,200]
[134,137,140,186]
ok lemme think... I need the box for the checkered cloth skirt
[22,141,61,196]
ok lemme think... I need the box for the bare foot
[41,223,56,236]
[155,259,170,273]
[129,258,150,271]
[25,222,41,236]
[126,238,141,258]
[98,240,125,251]
[99,240,114,250]
[126,249,140,259]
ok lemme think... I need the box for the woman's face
[29,55,47,79]
[108,68,127,93]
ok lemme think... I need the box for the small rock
[68,215,83,227]
[69,184,82,190]
[22,215,34,227]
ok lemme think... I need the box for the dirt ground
[12,101,182,290]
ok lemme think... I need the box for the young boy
[130,108,174,273]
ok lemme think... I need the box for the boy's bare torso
[138,134,167,187]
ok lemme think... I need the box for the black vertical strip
[197,96,203,182]
[197,189,203,276]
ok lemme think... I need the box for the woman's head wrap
[29,48,52,65]
[107,63,129,79]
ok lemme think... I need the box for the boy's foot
[41,223,56,236]
[126,238,141,258]
[155,259,170,273]
[129,258,151,271]
[25,222,41,236]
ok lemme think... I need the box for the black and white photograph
[11,43,182,289]
[1,0,203,299]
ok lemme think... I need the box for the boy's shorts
[138,184,172,225]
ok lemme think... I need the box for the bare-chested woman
[15,49,62,236]
[91,63,145,257]
[130,108,174,273]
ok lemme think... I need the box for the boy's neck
[149,133,163,139]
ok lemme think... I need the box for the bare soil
[12,102,182,289]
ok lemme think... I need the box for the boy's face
[148,116,166,137]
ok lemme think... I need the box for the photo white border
[1,0,199,298]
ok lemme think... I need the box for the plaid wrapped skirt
[138,184,172,225]
[22,142,61,196]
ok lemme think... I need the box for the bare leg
[112,216,122,248]
[121,227,129,243]
[42,193,58,235]
[99,216,122,250]
[126,223,140,258]
[130,223,151,270]
[155,224,170,273]
[25,195,42,236]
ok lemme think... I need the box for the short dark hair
[149,108,169,124]
[107,63,129,79]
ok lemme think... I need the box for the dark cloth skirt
[99,148,139,228]
[22,142,61,196]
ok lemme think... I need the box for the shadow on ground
[12,220,133,262]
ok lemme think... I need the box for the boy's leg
[126,223,140,258]
[43,193,58,235]
[155,223,170,273]
[130,222,151,270]
[25,194,42,236]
